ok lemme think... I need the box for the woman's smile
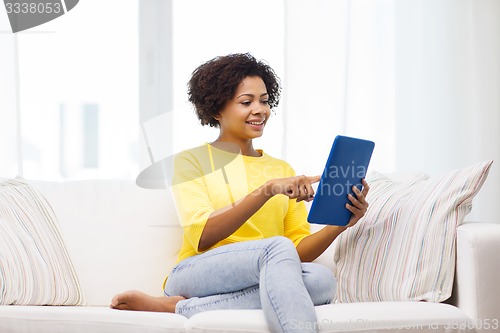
[245,117,266,130]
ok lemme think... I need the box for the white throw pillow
[0,178,83,305]
[333,160,493,303]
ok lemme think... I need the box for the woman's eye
[241,101,251,106]
[261,100,269,105]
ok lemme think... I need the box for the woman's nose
[252,102,267,115]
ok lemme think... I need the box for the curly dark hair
[187,53,281,128]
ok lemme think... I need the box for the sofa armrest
[455,222,500,330]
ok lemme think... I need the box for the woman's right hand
[266,175,321,202]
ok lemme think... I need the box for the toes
[112,303,129,310]
[110,294,123,307]
[110,296,129,310]
[110,292,131,309]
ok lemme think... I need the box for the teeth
[247,119,266,126]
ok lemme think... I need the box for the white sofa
[1,179,499,333]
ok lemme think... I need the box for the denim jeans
[164,236,336,333]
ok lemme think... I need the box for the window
[14,0,139,180]
[6,0,285,180]
[170,0,286,157]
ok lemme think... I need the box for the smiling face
[215,76,271,144]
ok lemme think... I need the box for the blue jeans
[164,236,336,333]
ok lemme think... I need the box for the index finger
[308,175,321,184]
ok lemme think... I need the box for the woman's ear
[213,114,221,121]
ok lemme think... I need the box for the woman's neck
[211,138,261,157]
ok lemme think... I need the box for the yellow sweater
[170,143,311,264]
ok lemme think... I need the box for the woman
[111,53,369,333]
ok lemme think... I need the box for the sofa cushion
[31,180,183,306]
[0,178,83,305]
[0,306,187,333]
[185,302,474,332]
[308,170,429,274]
[334,161,493,303]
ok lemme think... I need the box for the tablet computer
[307,135,375,226]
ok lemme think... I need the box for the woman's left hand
[345,178,370,228]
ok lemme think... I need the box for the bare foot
[110,290,186,312]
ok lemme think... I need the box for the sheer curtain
[392,0,500,223]
[3,1,498,223]
[1,0,139,181]
[284,0,396,176]
[284,0,500,223]
[138,0,499,223]
[0,11,20,178]
[169,0,286,158]
[138,0,287,185]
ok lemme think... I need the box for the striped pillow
[0,178,83,305]
[333,160,493,303]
